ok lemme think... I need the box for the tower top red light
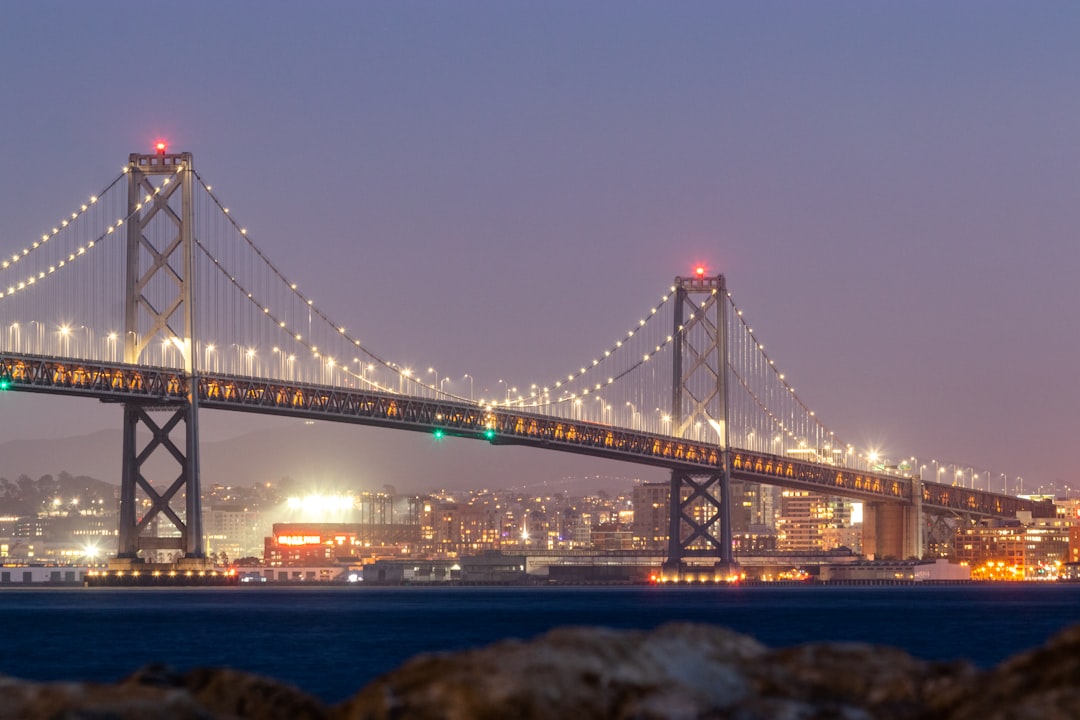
[695,265,706,277]
[155,141,167,154]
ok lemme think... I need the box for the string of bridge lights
[510,285,726,410]
[729,362,835,450]
[191,236,406,395]
[191,172,476,400]
[0,171,179,301]
[0,171,126,274]
[512,290,676,407]
[725,293,849,452]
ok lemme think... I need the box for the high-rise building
[776,491,857,553]
[631,482,668,550]
[205,505,264,560]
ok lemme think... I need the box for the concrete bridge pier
[862,498,923,560]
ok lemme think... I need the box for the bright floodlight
[286,494,355,515]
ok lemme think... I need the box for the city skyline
[1,3,1078,493]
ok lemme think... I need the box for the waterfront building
[819,558,970,583]
[953,518,1071,579]
[263,522,419,567]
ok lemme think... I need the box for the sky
[0,2,1078,495]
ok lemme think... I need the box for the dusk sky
[1,3,1078,495]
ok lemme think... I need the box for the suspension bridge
[0,148,1046,579]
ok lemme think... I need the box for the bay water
[1,583,1077,702]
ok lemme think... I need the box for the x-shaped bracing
[129,405,190,541]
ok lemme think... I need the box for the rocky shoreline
[2,622,1077,719]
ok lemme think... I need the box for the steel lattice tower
[116,150,204,562]
[665,273,734,573]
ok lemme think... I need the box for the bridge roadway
[0,352,1036,519]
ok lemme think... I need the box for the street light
[58,325,71,356]
[463,374,474,401]
[79,326,93,360]
[428,367,438,397]
[271,347,287,379]
[595,397,609,422]
[28,321,42,354]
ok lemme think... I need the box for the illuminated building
[591,523,634,551]
[631,482,667,549]
[731,480,778,532]
[776,491,857,553]
[569,512,594,548]
[953,519,1071,579]
[205,505,263,560]
[451,502,501,554]
[264,522,420,567]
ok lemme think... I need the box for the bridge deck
[0,353,1038,518]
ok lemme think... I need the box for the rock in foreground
[341,621,1080,720]
[0,622,1078,719]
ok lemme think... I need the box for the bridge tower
[663,272,737,580]
[115,149,204,565]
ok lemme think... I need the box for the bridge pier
[862,500,922,560]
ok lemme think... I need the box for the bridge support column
[911,477,924,559]
[862,501,920,560]
[114,150,205,564]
